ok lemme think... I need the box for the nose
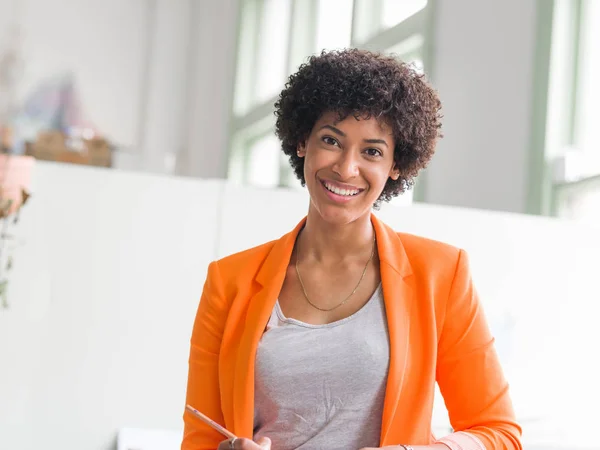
[332,149,359,180]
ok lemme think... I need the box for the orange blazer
[182,215,522,450]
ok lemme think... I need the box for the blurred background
[0,0,598,219]
[0,1,598,449]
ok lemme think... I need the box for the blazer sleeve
[181,261,229,450]
[435,249,522,450]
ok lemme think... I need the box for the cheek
[304,148,329,175]
[303,155,320,187]
[366,167,392,189]
[302,154,314,178]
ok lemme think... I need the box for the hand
[360,445,448,450]
[217,436,271,450]
[360,447,404,450]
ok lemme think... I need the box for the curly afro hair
[274,48,442,204]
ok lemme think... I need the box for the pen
[185,404,238,440]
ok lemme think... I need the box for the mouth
[319,179,365,201]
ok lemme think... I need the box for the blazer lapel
[372,215,416,445]
[232,218,306,437]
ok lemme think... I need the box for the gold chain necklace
[295,236,376,312]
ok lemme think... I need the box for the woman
[181,49,522,450]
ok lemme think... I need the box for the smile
[321,180,363,197]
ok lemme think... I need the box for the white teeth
[324,182,359,196]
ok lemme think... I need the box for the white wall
[0,163,221,450]
[138,0,192,175]
[424,0,538,213]
[175,0,239,180]
[1,162,598,449]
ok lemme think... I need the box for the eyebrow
[319,124,389,147]
[320,125,346,137]
[364,138,388,147]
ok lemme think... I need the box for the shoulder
[393,233,474,332]
[217,240,276,268]
[210,240,277,285]
[398,232,461,263]
[396,231,464,281]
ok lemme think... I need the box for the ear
[390,164,400,181]
[297,142,306,158]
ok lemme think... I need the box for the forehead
[315,111,393,137]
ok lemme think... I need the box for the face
[297,111,400,225]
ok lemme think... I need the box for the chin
[311,200,372,226]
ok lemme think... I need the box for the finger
[255,436,271,449]
[360,447,401,449]
[234,437,263,449]
[216,438,232,450]
[217,437,245,450]
[234,438,249,449]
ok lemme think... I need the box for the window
[352,0,428,46]
[555,181,600,223]
[386,34,425,74]
[232,0,293,115]
[255,0,293,104]
[229,0,435,204]
[574,0,600,162]
[545,0,600,223]
[315,0,354,52]
[246,133,281,187]
[381,0,428,31]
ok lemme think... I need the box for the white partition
[117,427,182,450]
[217,183,309,258]
[1,163,598,450]
[0,162,221,450]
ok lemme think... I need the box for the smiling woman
[182,49,522,450]
[276,49,441,206]
[297,112,400,224]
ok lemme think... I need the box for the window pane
[233,0,260,115]
[381,0,427,29]
[280,152,306,190]
[255,0,292,104]
[556,184,600,224]
[383,41,424,208]
[246,133,281,187]
[388,53,424,74]
[575,0,600,159]
[315,0,354,53]
[385,34,424,70]
[227,143,246,184]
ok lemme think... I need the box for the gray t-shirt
[253,284,390,450]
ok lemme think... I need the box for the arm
[434,250,522,450]
[181,261,229,450]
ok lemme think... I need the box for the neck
[297,207,375,264]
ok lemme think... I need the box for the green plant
[0,186,30,308]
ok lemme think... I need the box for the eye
[322,136,340,147]
[364,148,383,157]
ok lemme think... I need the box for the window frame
[227,0,438,200]
[535,0,600,219]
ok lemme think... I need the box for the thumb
[255,437,271,449]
